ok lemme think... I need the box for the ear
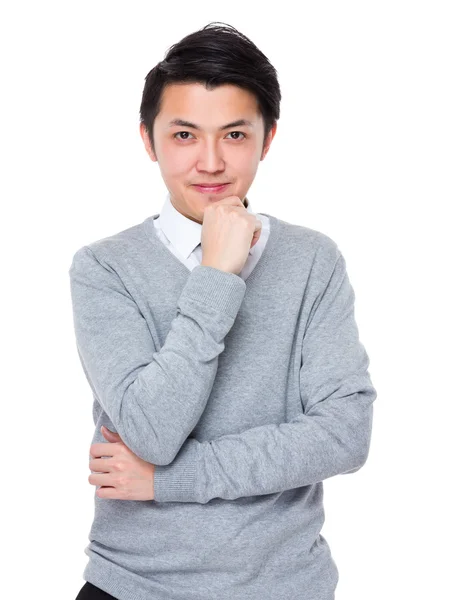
[261,122,278,161]
[139,122,158,162]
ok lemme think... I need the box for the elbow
[342,423,373,475]
[115,423,176,466]
[347,396,374,472]
[110,424,164,465]
[342,445,370,475]
[152,445,179,466]
[154,435,187,465]
[115,386,179,466]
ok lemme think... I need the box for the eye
[226,131,246,140]
[173,131,247,141]
[174,131,194,140]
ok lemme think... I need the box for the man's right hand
[200,196,263,275]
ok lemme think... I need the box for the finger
[251,228,262,248]
[101,425,121,436]
[209,195,245,209]
[96,486,122,499]
[101,430,122,443]
[88,472,114,487]
[89,457,113,472]
[90,443,119,458]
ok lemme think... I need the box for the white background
[1,1,451,598]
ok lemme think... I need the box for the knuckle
[115,444,126,457]
[119,445,129,458]
[115,475,127,488]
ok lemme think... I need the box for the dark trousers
[75,581,118,600]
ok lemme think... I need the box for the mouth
[192,183,230,194]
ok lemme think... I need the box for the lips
[192,183,230,194]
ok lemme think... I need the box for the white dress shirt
[152,193,270,280]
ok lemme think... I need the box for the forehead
[157,82,261,127]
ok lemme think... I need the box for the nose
[196,139,225,173]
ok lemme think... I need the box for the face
[140,82,277,224]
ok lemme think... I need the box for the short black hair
[139,22,281,154]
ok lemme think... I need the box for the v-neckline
[142,211,282,286]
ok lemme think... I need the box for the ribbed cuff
[180,264,246,319]
[153,438,200,503]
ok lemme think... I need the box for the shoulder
[69,219,150,270]
[271,214,341,266]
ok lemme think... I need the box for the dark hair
[139,22,281,154]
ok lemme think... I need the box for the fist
[201,196,262,275]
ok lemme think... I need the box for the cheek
[232,147,260,172]
[166,159,189,177]
[159,144,192,176]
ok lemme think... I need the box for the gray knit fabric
[68,212,376,600]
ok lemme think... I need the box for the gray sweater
[69,212,376,600]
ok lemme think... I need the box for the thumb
[101,425,122,441]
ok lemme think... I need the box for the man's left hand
[89,426,155,501]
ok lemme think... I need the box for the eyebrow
[167,118,254,131]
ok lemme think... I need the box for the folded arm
[69,245,246,466]
[153,247,377,503]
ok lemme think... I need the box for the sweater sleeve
[153,247,377,503]
[68,245,246,466]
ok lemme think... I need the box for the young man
[71,22,376,600]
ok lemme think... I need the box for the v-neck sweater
[68,211,376,600]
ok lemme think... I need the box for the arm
[69,245,246,466]
[153,246,377,503]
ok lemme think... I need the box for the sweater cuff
[179,264,246,319]
[153,438,201,503]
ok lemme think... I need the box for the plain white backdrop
[1,1,450,598]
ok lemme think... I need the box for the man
[71,22,376,600]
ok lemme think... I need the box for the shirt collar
[158,192,258,260]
